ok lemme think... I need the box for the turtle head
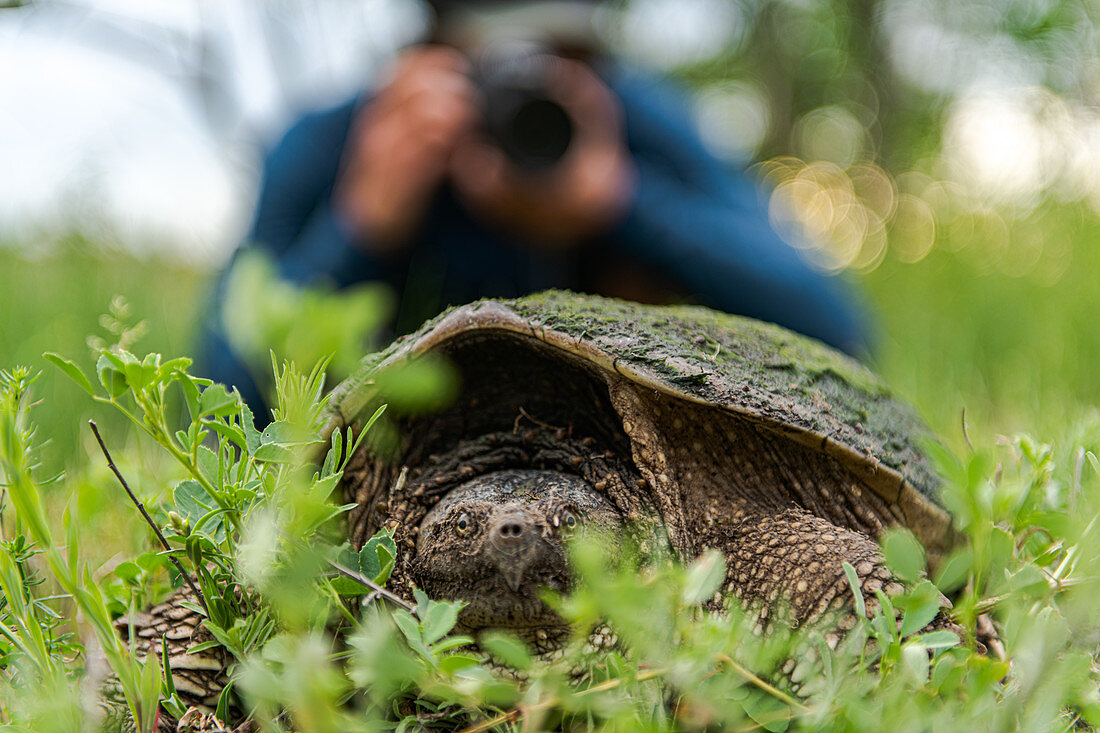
[412,469,622,645]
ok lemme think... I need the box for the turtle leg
[719,506,914,630]
[102,585,233,732]
[717,507,967,692]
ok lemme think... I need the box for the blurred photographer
[203,0,868,417]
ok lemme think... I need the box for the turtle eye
[455,513,472,535]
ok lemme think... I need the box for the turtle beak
[487,506,539,592]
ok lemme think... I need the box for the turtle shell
[325,291,952,575]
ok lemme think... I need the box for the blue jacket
[202,65,868,415]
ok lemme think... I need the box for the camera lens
[475,45,574,171]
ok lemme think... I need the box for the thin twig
[1060,713,1082,733]
[325,559,415,613]
[960,408,973,452]
[973,593,1010,615]
[458,667,668,733]
[1014,525,1054,552]
[715,653,809,712]
[88,420,207,613]
[512,406,564,435]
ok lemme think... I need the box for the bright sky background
[0,0,426,261]
[2,0,1096,264]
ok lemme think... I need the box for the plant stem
[88,420,208,616]
[325,558,415,613]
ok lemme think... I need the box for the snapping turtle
[114,291,956,730]
[330,291,954,649]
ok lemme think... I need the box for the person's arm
[247,98,383,288]
[607,69,869,356]
[200,50,480,416]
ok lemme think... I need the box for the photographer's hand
[335,47,477,251]
[449,59,636,246]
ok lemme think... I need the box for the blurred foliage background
[3,0,1100,469]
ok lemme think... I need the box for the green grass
[866,201,1100,445]
[0,235,206,474]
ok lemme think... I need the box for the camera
[473,43,575,171]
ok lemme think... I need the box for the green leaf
[254,443,295,463]
[479,680,522,708]
[241,403,262,455]
[897,582,944,638]
[138,648,163,731]
[359,530,398,585]
[421,600,462,646]
[160,636,177,699]
[988,526,1014,569]
[43,353,96,396]
[141,352,161,385]
[197,446,220,488]
[882,528,926,583]
[186,640,221,655]
[124,360,146,391]
[874,589,900,644]
[742,689,788,732]
[174,480,215,528]
[215,681,235,724]
[136,552,167,573]
[682,549,726,605]
[373,357,458,413]
[330,545,373,595]
[930,654,957,689]
[191,507,228,543]
[431,635,475,655]
[100,349,126,371]
[392,610,431,660]
[841,561,866,619]
[901,640,930,683]
[437,653,480,675]
[372,542,396,586]
[114,561,142,583]
[199,384,240,419]
[204,419,248,451]
[179,374,202,421]
[260,420,320,447]
[478,631,532,671]
[158,356,192,377]
[933,547,972,593]
[186,535,205,569]
[177,601,207,618]
[1007,563,1049,597]
[322,429,342,477]
[916,629,961,651]
[96,354,128,399]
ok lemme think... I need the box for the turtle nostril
[489,510,534,554]
[499,521,524,538]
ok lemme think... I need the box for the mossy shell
[325,291,952,556]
